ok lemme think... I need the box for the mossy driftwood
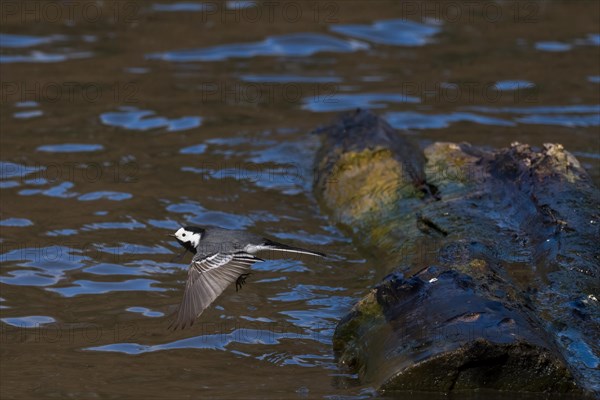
[313,110,599,396]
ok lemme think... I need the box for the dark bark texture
[313,109,599,396]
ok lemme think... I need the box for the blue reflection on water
[183,136,318,195]
[384,105,600,130]
[0,51,92,64]
[147,33,369,62]
[586,34,600,45]
[535,41,572,52]
[270,284,345,302]
[37,144,104,153]
[84,263,145,276]
[0,218,33,227]
[0,181,19,188]
[270,284,354,344]
[468,104,600,127]
[574,33,600,47]
[101,106,202,131]
[240,74,341,83]
[82,260,181,277]
[226,0,256,9]
[81,220,146,231]
[532,32,600,53]
[0,161,44,179]
[14,110,43,119]
[152,2,215,12]
[46,229,78,237]
[48,279,167,297]
[303,92,420,112]
[85,327,320,355]
[1,315,56,327]
[493,80,535,91]
[126,306,164,317]
[330,19,440,46]
[385,111,514,129]
[0,246,91,287]
[180,144,207,154]
[0,32,96,64]
[15,101,39,107]
[251,259,309,273]
[19,181,78,198]
[516,114,600,127]
[146,219,180,230]
[166,201,254,230]
[0,33,63,48]
[534,32,600,52]
[78,191,132,201]
[95,243,171,255]
[468,104,600,114]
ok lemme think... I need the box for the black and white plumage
[168,226,326,330]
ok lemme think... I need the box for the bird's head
[169,226,204,254]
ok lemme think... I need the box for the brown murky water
[1,1,599,398]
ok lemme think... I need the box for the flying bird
[167,226,326,330]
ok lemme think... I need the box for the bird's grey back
[194,227,264,258]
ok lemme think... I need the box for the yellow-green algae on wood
[323,148,411,222]
[318,147,422,226]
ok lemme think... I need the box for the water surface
[1,1,599,399]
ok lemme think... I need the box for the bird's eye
[182,233,186,237]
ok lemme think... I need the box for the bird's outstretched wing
[169,252,263,330]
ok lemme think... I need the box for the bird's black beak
[166,234,176,237]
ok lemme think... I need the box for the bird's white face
[174,227,201,248]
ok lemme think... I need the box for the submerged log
[313,109,599,396]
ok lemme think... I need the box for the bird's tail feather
[262,239,326,258]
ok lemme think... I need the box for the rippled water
[1,1,599,399]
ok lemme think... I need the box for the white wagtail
[167,225,326,330]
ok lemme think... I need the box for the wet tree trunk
[313,109,599,396]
